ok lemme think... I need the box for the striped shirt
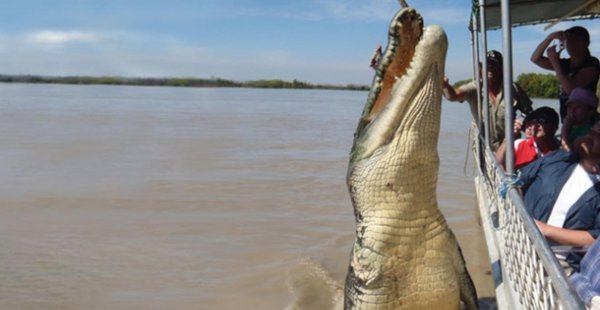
[571,239,600,305]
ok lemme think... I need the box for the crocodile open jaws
[344,5,479,310]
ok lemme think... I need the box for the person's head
[574,121,600,165]
[565,26,591,56]
[521,118,536,138]
[525,106,559,141]
[521,112,537,138]
[485,50,503,83]
[565,88,598,125]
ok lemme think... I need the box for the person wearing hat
[443,50,533,151]
[519,123,600,272]
[561,87,599,152]
[496,106,560,170]
[531,26,600,121]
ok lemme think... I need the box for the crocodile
[343,4,479,310]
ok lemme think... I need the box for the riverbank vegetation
[0,74,369,91]
[0,72,559,97]
[516,73,560,98]
[452,72,560,99]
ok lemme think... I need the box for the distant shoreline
[0,73,561,98]
[0,74,370,91]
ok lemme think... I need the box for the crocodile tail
[460,268,479,310]
[458,244,480,310]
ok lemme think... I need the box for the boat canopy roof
[471,0,600,30]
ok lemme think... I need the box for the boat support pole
[479,0,491,150]
[471,15,482,129]
[501,0,515,175]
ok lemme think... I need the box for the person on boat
[443,50,533,151]
[519,123,600,271]
[510,111,538,142]
[570,237,600,310]
[496,106,560,170]
[561,88,598,152]
[531,26,600,122]
[520,113,536,140]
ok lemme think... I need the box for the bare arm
[546,46,572,93]
[495,140,507,170]
[536,220,596,246]
[531,31,563,70]
[442,76,466,102]
[495,120,523,170]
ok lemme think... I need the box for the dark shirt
[519,150,600,270]
[558,56,600,119]
[571,238,600,305]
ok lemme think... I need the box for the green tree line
[516,73,560,98]
[0,74,369,91]
[452,73,560,98]
[0,73,559,96]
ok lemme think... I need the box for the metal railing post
[471,13,487,173]
[471,16,482,127]
[501,0,516,175]
[479,0,491,149]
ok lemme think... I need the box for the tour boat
[469,0,600,309]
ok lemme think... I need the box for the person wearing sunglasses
[496,106,560,170]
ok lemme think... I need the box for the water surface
[0,84,554,309]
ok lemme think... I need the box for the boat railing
[470,124,585,310]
